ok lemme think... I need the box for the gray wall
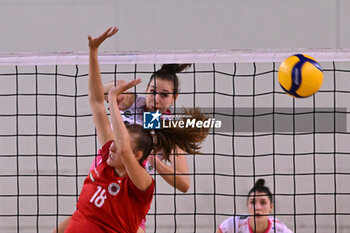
[1,0,350,53]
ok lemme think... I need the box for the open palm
[88,27,118,50]
[109,79,141,99]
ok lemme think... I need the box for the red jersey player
[64,76,155,233]
[63,27,209,233]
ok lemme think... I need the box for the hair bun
[255,179,265,188]
[160,64,191,74]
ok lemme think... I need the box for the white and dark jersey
[119,95,173,175]
[120,95,145,125]
[219,216,293,233]
[143,113,173,174]
[144,153,166,174]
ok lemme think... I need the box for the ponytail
[153,107,209,161]
[127,107,208,164]
[159,64,191,74]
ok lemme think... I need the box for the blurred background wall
[0,0,349,53]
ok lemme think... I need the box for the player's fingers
[105,27,118,38]
[109,79,141,96]
[104,27,112,35]
[130,79,141,86]
[123,79,141,90]
[109,27,119,36]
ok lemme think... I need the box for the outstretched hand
[108,79,141,105]
[88,27,119,50]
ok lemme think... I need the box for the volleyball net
[1,49,350,232]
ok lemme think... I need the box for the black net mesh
[0,52,350,232]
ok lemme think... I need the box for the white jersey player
[218,215,293,233]
[217,179,293,233]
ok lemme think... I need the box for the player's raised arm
[88,27,118,146]
[108,79,153,191]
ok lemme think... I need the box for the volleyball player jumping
[56,27,208,233]
[85,28,193,233]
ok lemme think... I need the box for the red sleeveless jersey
[65,140,155,233]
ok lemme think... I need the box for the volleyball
[278,54,323,98]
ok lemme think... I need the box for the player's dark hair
[147,64,191,95]
[153,107,209,161]
[128,107,209,164]
[248,179,273,203]
[126,124,153,165]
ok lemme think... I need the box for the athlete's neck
[248,217,270,233]
[114,167,127,177]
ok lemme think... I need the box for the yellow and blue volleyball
[278,54,323,98]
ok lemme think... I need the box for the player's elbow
[136,179,153,192]
[178,181,190,193]
[179,185,190,193]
